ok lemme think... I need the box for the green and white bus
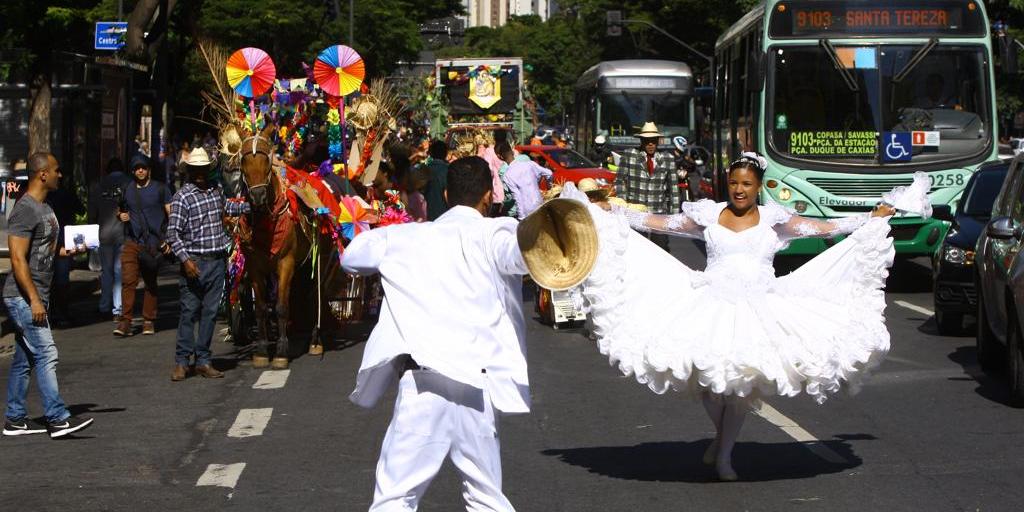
[713,0,997,255]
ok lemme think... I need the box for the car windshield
[546,149,597,169]
[961,169,1007,216]
[768,44,991,168]
[599,91,691,138]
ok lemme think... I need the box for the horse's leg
[271,256,295,370]
[250,271,271,369]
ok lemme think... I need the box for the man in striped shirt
[166,148,248,382]
[614,122,681,252]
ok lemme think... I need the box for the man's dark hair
[495,142,514,160]
[429,139,448,160]
[27,152,52,177]
[446,156,492,207]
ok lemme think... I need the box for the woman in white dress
[576,153,929,481]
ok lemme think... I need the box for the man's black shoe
[47,416,94,438]
[2,418,48,436]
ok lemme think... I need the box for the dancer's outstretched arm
[774,204,895,241]
[618,206,706,240]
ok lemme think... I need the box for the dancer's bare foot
[703,438,719,465]
[716,460,738,482]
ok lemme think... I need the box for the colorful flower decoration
[338,196,371,241]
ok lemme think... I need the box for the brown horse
[238,125,318,369]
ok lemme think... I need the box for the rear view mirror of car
[987,216,1019,239]
[932,204,954,222]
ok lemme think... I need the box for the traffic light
[607,11,622,37]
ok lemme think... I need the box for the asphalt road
[2,239,1023,512]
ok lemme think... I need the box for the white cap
[594,135,607,145]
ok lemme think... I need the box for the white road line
[754,403,848,464]
[894,300,934,317]
[252,369,290,389]
[196,463,246,488]
[227,408,273,438]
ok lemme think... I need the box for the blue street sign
[95,22,127,51]
[882,132,912,162]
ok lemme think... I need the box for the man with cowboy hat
[614,122,681,251]
[165,147,249,382]
[343,155,597,511]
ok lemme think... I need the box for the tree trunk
[125,0,178,61]
[28,74,51,154]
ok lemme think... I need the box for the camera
[102,185,127,211]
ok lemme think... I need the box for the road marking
[754,403,848,464]
[894,300,934,317]
[196,463,246,488]
[252,369,290,389]
[227,408,273,438]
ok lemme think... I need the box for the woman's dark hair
[105,157,125,175]
[388,143,412,190]
[446,156,492,207]
[727,159,764,181]
[429,139,448,160]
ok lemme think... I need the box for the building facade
[462,0,556,28]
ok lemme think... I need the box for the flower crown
[730,152,767,171]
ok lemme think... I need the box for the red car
[514,145,615,189]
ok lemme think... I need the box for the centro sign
[95,22,127,51]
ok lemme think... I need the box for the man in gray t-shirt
[2,194,58,302]
[2,152,94,439]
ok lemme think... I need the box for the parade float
[199,42,407,368]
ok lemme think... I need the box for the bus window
[883,46,990,163]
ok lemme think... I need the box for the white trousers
[370,370,515,512]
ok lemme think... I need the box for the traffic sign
[95,22,127,51]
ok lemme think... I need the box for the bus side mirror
[746,50,765,92]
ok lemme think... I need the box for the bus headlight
[793,200,809,213]
[778,188,792,201]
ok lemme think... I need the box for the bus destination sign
[770,1,985,37]
[786,131,877,157]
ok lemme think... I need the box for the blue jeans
[176,258,225,367]
[98,243,123,316]
[4,297,70,423]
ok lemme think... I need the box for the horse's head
[240,125,276,209]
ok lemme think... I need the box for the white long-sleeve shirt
[342,205,532,414]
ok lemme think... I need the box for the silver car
[975,154,1024,406]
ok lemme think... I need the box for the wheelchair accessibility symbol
[882,132,912,162]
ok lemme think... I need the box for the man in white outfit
[343,156,532,511]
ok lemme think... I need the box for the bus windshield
[768,44,991,168]
[599,92,691,138]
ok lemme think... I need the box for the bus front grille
[805,177,916,197]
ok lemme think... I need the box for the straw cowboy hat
[184,147,213,168]
[577,177,610,201]
[517,198,599,291]
[634,122,663,139]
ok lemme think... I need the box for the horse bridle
[240,134,275,199]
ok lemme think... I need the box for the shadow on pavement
[947,345,1018,407]
[67,403,127,415]
[542,438,862,482]
[885,257,933,294]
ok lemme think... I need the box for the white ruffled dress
[573,178,929,404]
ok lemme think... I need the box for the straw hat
[634,122,663,139]
[517,198,599,291]
[577,177,610,201]
[184,147,213,168]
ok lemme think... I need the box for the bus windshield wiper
[893,38,938,83]
[819,39,859,92]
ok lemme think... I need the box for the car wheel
[934,308,962,335]
[976,292,1001,372]
[1010,317,1024,407]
